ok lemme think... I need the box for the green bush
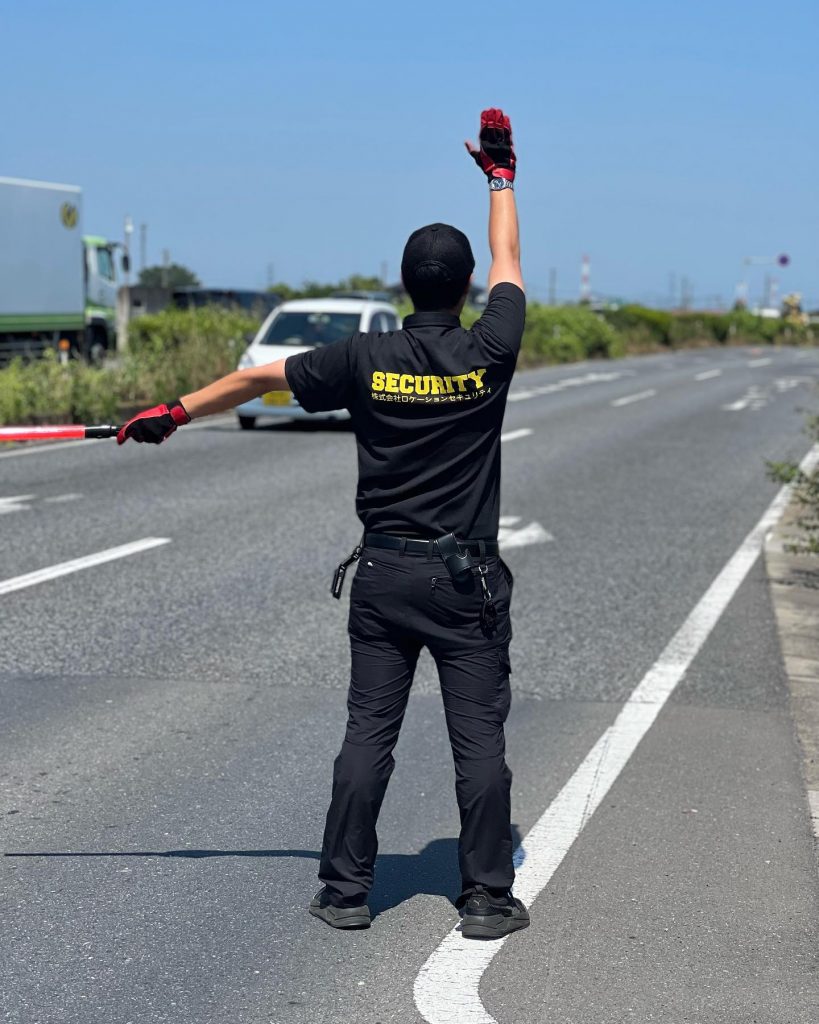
[1,300,815,429]
[521,305,624,364]
[123,306,258,402]
[603,305,673,348]
[0,307,260,428]
[0,351,121,426]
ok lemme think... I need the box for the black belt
[364,532,499,557]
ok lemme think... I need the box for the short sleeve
[470,283,526,366]
[284,337,355,413]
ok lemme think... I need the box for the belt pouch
[436,532,474,583]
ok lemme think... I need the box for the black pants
[318,544,515,907]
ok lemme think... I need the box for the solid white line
[0,437,94,460]
[0,415,234,460]
[413,442,819,1024]
[0,538,171,597]
[507,390,535,403]
[611,389,657,407]
[748,357,772,367]
[500,429,533,444]
[695,369,722,381]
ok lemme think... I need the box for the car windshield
[260,311,360,347]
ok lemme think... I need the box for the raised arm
[465,108,524,293]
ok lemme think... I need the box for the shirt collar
[403,310,461,329]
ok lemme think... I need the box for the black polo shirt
[284,282,525,540]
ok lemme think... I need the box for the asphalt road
[2,345,818,1024]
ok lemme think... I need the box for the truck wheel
[238,415,257,430]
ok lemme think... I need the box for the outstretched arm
[117,358,289,445]
[180,359,288,419]
[465,108,524,293]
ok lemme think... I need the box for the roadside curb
[764,499,819,859]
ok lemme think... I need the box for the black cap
[401,223,475,310]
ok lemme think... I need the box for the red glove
[117,400,190,445]
[465,108,516,182]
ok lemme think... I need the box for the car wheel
[238,415,257,430]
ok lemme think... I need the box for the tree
[139,263,200,289]
[266,274,387,300]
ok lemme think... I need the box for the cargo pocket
[496,644,512,721]
[499,557,514,595]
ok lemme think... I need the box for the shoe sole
[309,904,371,930]
[461,913,530,939]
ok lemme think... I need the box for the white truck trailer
[0,177,126,362]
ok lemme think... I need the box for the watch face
[490,177,510,190]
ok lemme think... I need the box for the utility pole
[580,254,591,304]
[123,215,133,286]
[118,215,134,355]
[680,276,693,310]
[548,267,557,305]
[380,260,388,287]
[161,248,170,289]
[139,223,147,273]
[266,262,275,288]
[668,271,677,310]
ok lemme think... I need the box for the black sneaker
[460,886,530,939]
[308,888,371,930]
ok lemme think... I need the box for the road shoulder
[765,499,819,857]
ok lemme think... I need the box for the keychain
[478,564,497,629]
[332,536,365,599]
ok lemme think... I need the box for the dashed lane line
[0,495,36,514]
[413,442,819,1024]
[500,429,533,443]
[748,357,773,368]
[0,538,171,597]
[610,389,657,407]
[695,369,722,381]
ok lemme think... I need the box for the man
[119,108,529,940]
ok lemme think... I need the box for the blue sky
[4,0,817,307]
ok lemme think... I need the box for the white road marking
[0,437,92,460]
[0,493,83,512]
[0,495,35,514]
[809,791,819,841]
[413,441,819,1024]
[500,429,533,443]
[0,538,171,597]
[0,414,234,459]
[695,369,722,381]
[722,385,767,412]
[43,493,82,504]
[498,522,553,549]
[748,357,772,367]
[498,516,521,527]
[611,389,657,407]
[508,371,628,404]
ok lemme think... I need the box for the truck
[0,176,127,363]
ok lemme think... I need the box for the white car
[234,298,401,428]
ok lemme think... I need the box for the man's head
[401,223,474,312]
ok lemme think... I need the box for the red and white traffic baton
[0,424,121,442]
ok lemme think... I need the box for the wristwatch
[489,177,514,191]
